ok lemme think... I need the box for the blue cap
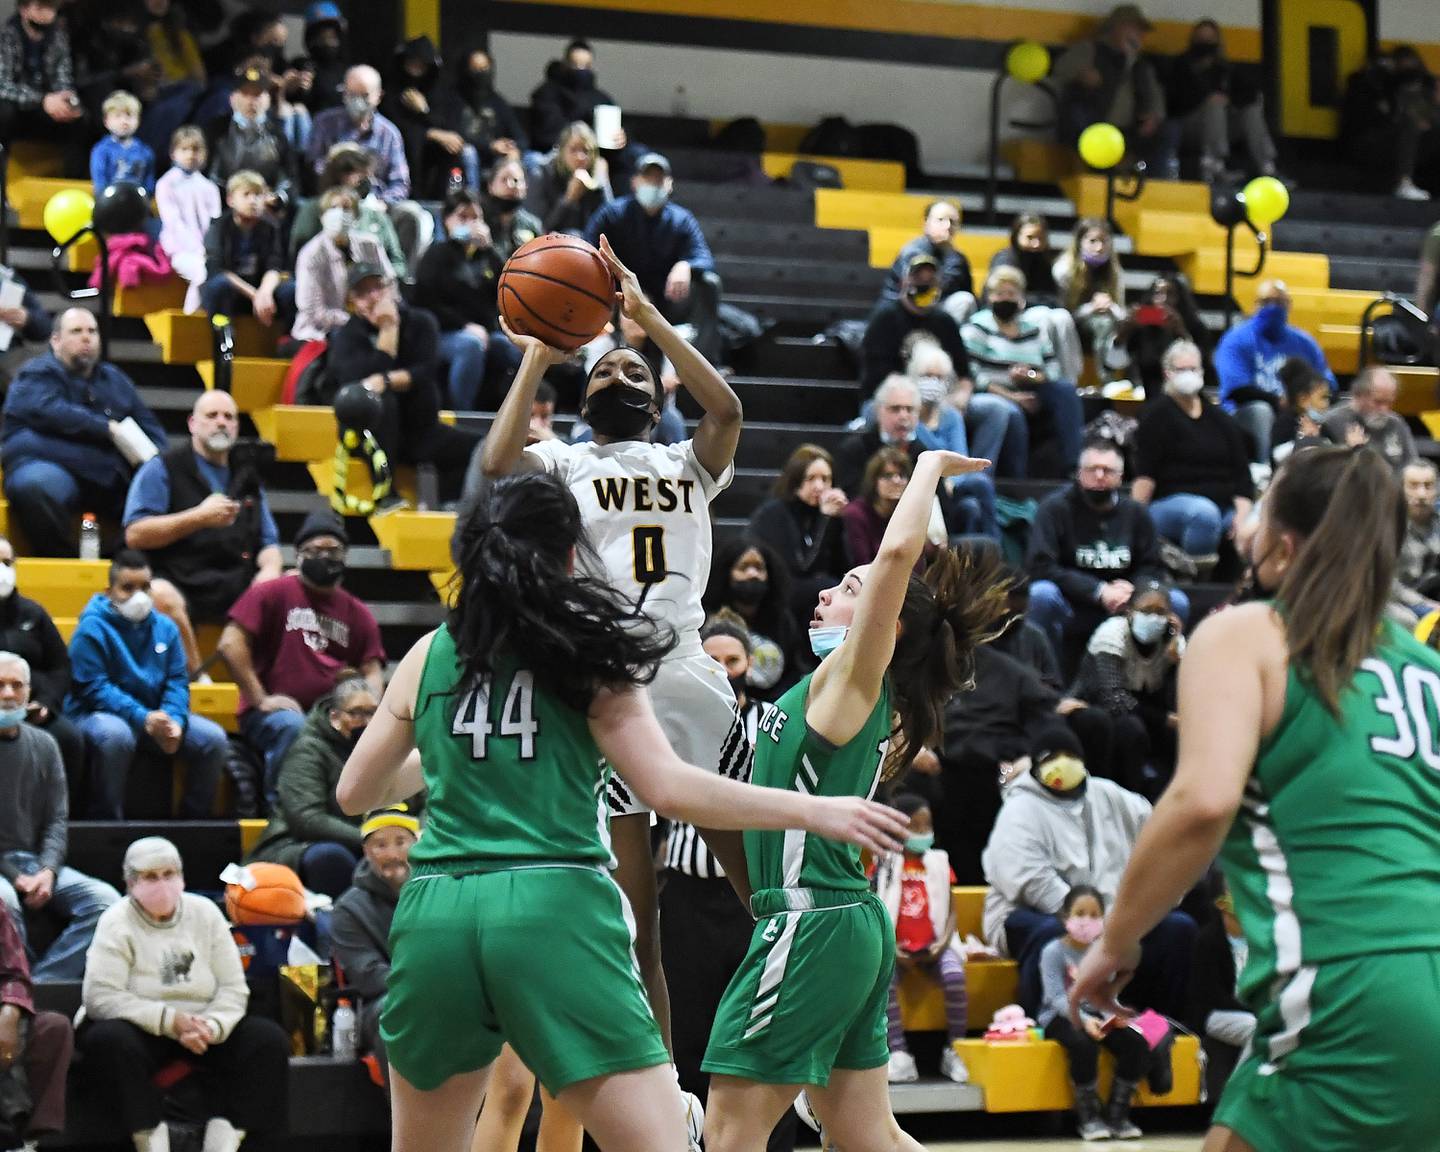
[305,1,345,27]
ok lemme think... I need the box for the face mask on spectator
[904,832,934,854]
[731,577,766,605]
[355,178,374,200]
[1130,611,1169,645]
[1065,915,1104,945]
[916,375,946,406]
[809,625,848,658]
[232,111,259,132]
[990,299,1021,323]
[131,874,184,920]
[1169,369,1204,396]
[634,183,669,211]
[462,69,493,98]
[116,590,152,623]
[1080,486,1117,510]
[348,725,367,747]
[566,66,595,90]
[1305,407,1326,424]
[727,672,747,700]
[300,555,346,588]
[321,206,351,237]
[1255,302,1288,339]
[449,223,473,243]
[1036,752,1087,793]
[0,704,25,728]
[1081,249,1109,269]
[906,283,939,311]
[488,190,524,212]
[345,93,373,122]
[0,565,14,599]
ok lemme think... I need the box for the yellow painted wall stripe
[405,0,441,43]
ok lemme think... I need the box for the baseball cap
[348,262,389,291]
[636,152,671,176]
[305,1,346,27]
[906,252,940,274]
[236,66,269,90]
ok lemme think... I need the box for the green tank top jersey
[408,626,612,875]
[745,672,892,893]
[1220,617,1440,1002]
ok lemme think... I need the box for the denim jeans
[3,458,126,557]
[437,328,488,411]
[1027,579,1191,662]
[79,711,228,820]
[965,392,1029,478]
[298,842,359,898]
[944,472,1000,540]
[239,707,307,810]
[0,850,120,980]
[1232,400,1276,464]
[1149,493,1235,556]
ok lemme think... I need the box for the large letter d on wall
[1265,0,1376,139]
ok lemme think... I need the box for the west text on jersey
[591,476,697,514]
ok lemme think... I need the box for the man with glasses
[219,511,384,805]
[1025,438,1183,671]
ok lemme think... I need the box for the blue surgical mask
[1129,611,1169,645]
[1305,407,1326,424]
[0,705,25,728]
[809,625,848,658]
[904,833,934,854]
[232,112,257,132]
[635,183,670,211]
[450,224,472,243]
[1255,302,1288,338]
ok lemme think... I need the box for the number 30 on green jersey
[452,671,541,760]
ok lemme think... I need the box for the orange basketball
[225,862,307,925]
[498,234,616,352]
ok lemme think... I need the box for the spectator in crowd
[0,0,87,175]
[220,511,384,799]
[1215,280,1334,463]
[480,155,542,264]
[66,551,228,820]
[1321,365,1416,471]
[218,9,288,83]
[527,120,612,235]
[289,141,407,275]
[0,902,74,1146]
[327,265,483,498]
[328,804,419,1085]
[90,89,154,196]
[156,125,222,315]
[122,391,283,677]
[1419,216,1440,317]
[2,309,167,556]
[199,170,295,331]
[79,835,290,1152]
[836,374,996,540]
[143,0,205,89]
[205,65,299,210]
[873,792,969,1086]
[70,0,157,120]
[383,35,475,199]
[881,200,974,322]
[908,338,1026,485]
[701,536,800,702]
[584,153,725,362]
[962,266,1085,476]
[989,213,1083,381]
[529,37,622,155]
[1131,339,1253,568]
[995,568,1065,690]
[443,47,526,171]
[1164,19,1281,183]
[1187,872,1255,1102]
[1038,884,1151,1141]
[0,538,84,791]
[861,253,974,399]
[306,64,428,268]
[1026,439,1183,668]
[0,651,118,980]
[1270,355,1331,465]
[292,186,394,345]
[1053,218,1127,354]
[1051,4,1179,178]
[747,443,849,619]
[247,678,385,897]
[298,0,349,113]
[841,447,920,568]
[1100,274,1207,393]
[1341,45,1438,201]
[1069,577,1183,798]
[1395,460,1440,618]
[981,721,1196,1019]
[0,266,53,386]
[414,188,523,411]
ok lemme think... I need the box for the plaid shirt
[306,107,410,201]
[0,16,73,109]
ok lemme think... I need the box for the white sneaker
[793,1092,840,1152]
[682,1089,704,1152]
[940,1044,970,1083]
[1396,178,1432,201]
[886,1049,919,1083]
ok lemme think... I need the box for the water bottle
[79,514,100,561]
[448,167,465,194]
[331,997,357,1060]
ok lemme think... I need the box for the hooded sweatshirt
[1025,484,1163,607]
[65,592,188,732]
[980,769,1151,954]
[1214,308,1335,412]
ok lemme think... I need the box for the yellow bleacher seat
[1391,367,1440,415]
[0,499,7,538]
[10,176,91,230]
[1318,325,1361,374]
[952,886,985,940]
[1178,248,1330,298]
[761,152,904,193]
[369,509,456,571]
[429,567,457,605]
[867,227,1009,272]
[958,1034,1203,1112]
[190,681,240,733]
[258,405,456,464]
[113,278,187,318]
[239,817,269,857]
[898,957,1018,1034]
[197,357,289,412]
[16,559,107,616]
[7,142,65,182]
[1059,174,1210,230]
[1001,138,1075,185]
[815,189,954,233]
[145,309,276,365]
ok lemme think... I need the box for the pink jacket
[89,232,173,290]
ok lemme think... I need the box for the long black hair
[443,472,676,712]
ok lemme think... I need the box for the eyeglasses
[298,545,345,559]
[1079,465,1122,477]
[339,707,376,721]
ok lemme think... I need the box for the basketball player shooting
[481,235,749,1052]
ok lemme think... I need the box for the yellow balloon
[42,188,94,243]
[1243,176,1290,228]
[1078,123,1126,171]
[1006,41,1050,85]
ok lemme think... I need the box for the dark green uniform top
[745,672,892,893]
[409,626,611,875]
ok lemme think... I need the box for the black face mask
[300,556,345,588]
[310,41,342,64]
[566,66,595,91]
[991,299,1021,323]
[1191,42,1220,58]
[354,177,373,200]
[731,577,767,605]
[584,384,656,440]
[463,70,493,97]
[347,726,366,747]
[727,673,748,701]
[1080,486,1117,511]
[487,192,523,213]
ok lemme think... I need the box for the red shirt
[896,856,936,952]
[227,573,385,713]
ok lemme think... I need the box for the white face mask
[809,625,848,658]
[1130,611,1169,645]
[1169,369,1204,396]
[321,206,351,238]
[116,590,152,623]
[0,565,15,599]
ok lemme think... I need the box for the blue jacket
[65,592,188,732]
[90,134,157,196]
[1215,312,1335,413]
[583,197,714,299]
[1,353,166,489]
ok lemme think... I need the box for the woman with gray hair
[78,837,290,1152]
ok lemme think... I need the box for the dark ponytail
[1267,446,1403,715]
[440,472,676,713]
[883,545,1010,779]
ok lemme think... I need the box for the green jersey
[745,673,892,893]
[409,626,611,875]
[1220,618,1440,1004]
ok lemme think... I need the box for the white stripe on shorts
[745,912,799,1040]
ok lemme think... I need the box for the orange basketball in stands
[499,234,616,352]
[225,862,307,925]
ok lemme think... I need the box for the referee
[660,613,796,1152]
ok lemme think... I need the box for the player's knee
[485,1057,535,1114]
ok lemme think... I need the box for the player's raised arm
[480,324,568,478]
[598,234,742,478]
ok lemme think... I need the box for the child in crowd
[199,170,293,329]
[1038,884,1149,1141]
[90,91,156,196]
[872,792,970,1085]
[1270,356,1331,465]
[155,125,221,314]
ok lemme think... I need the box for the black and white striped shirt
[663,701,758,878]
